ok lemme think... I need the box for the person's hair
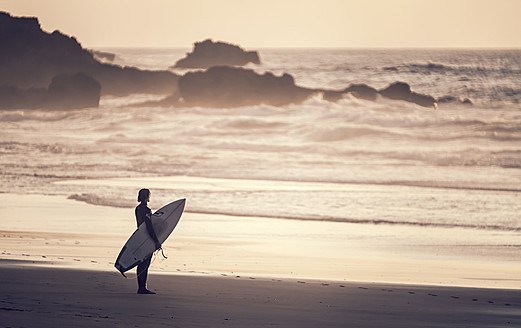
[137,188,151,202]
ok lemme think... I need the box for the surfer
[135,188,161,294]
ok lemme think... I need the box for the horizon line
[91,45,521,50]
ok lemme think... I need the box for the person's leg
[136,256,154,294]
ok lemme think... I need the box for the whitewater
[1,48,520,235]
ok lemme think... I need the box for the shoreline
[1,265,519,328]
[1,192,520,289]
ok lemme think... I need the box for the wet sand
[1,193,520,289]
[1,265,519,328]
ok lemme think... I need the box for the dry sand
[1,265,519,328]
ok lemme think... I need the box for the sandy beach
[1,192,520,327]
[1,265,519,328]
[1,192,520,288]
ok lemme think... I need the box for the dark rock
[379,82,437,108]
[0,85,47,109]
[146,70,440,109]
[0,73,100,109]
[177,66,314,107]
[344,84,379,101]
[383,66,399,72]
[47,73,101,109]
[314,84,378,103]
[172,39,261,69]
[437,95,473,106]
[437,95,458,103]
[410,92,437,108]
[379,82,412,101]
[321,90,344,102]
[0,11,178,97]
[93,63,179,96]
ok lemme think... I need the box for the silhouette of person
[135,188,161,294]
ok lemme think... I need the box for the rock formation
[173,66,313,107]
[138,65,441,109]
[0,86,47,110]
[379,82,437,108]
[437,95,473,105]
[345,84,379,101]
[172,39,261,69]
[47,73,101,109]
[0,12,457,110]
[0,73,100,109]
[0,11,178,98]
[319,82,437,108]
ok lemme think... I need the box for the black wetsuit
[135,203,160,291]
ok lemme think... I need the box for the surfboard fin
[157,247,168,259]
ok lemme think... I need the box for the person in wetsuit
[135,188,161,294]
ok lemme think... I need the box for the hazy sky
[1,0,520,48]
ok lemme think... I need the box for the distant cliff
[172,39,261,69]
[0,12,459,110]
[0,11,178,99]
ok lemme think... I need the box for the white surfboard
[115,198,186,276]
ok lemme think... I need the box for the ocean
[1,48,521,237]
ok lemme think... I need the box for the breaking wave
[68,190,521,232]
[2,48,521,238]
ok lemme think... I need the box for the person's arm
[144,213,161,249]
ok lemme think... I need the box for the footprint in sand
[358,287,368,290]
